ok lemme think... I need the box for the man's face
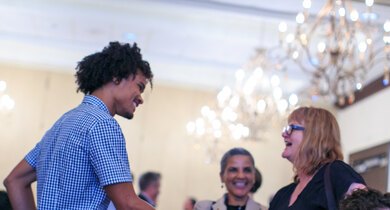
[112,72,147,119]
[147,179,161,200]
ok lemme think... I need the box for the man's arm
[105,182,155,210]
[3,159,37,210]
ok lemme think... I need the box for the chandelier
[0,80,15,112]
[276,0,390,105]
[186,50,299,143]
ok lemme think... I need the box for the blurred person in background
[183,197,197,210]
[138,171,161,207]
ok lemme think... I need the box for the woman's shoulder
[247,197,267,210]
[270,182,296,205]
[329,160,363,179]
[194,200,215,210]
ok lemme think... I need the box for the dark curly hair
[339,188,390,210]
[75,41,153,94]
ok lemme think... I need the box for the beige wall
[0,65,293,209]
[338,86,390,164]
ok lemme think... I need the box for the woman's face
[220,155,255,199]
[281,120,305,163]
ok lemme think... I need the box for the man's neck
[91,85,115,116]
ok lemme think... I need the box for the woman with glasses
[269,107,366,210]
[195,148,265,210]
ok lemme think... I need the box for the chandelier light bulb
[235,69,245,81]
[201,105,210,117]
[253,67,263,78]
[366,38,372,45]
[242,126,250,138]
[338,8,346,17]
[196,126,205,136]
[217,86,231,105]
[212,119,221,129]
[384,20,390,32]
[317,42,326,53]
[207,110,216,120]
[273,87,283,100]
[302,0,311,9]
[0,80,6,92]
[358,42,367,52]
[256,99,267,113]
[213,130,222,139]
[195,118,205,128]
[289,93,299,106]
[270,75,280,87]
[384,36,390,44]
[229,95,240,108]
[277,99,289,114]
[229,111,238,122]
[222,107,231,121]
[286,33,295,43]
[350,10,359,21]
[296,12,305,24]
[356,82,363,90]
[278,22,287,33]
[365,0,374,7]
[292,51,299,60]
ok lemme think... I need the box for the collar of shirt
[140,192,155,207]
[82,95,110,115]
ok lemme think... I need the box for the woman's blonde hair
[289,107,343,176]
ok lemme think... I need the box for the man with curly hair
[340,188,390,210]
[4,42,155,210]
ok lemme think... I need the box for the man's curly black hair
[339,188,390,210]
[75,41,153,94]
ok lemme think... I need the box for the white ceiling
[0,0,389,95]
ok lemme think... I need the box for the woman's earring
[221,184,224,189]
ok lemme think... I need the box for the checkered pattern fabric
[25,95,133,209]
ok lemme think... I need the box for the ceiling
[0,0,389,96]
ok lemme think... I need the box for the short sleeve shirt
[25,95,133,209]
[269,160,365,210]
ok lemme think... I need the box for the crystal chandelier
[186,50,299,142]
[0,80,15,112]
[276,0,390,105]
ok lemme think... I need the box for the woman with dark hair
[269,107,366,210]
[195,147,265,210]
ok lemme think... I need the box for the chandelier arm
[307,1,333,36]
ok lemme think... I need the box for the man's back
[26,95,132,209]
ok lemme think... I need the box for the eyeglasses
[282,124,305,136]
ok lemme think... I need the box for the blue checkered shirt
[25,95,133,209]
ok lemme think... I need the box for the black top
[269,160,365,210]
[225,195,247,210]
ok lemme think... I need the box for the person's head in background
[339,188,390,210]
[220,147,256,203]
[282,106,343,177]
[139,171,161,205]
[183,197,197,210]
[249,167,262,197]
[0,190,12,210]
